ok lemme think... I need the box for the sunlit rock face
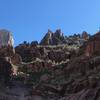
[0,29,14,47]
[40,29,65,45]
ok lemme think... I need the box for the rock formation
[82,31,89,40]
[40,29,65,45]
[2,29,100,100]
[82,31,100,57]
[0,29,14,47]
[0,29,21,65]
[40,29,90,46]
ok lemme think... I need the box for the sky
[0,0,100,46]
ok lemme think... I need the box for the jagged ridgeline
[40,29,90,46]
[40,29,65,45]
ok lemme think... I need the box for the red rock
[85,31,100,56]
[82,31,89,40]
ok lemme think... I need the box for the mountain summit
[40,29,65,45]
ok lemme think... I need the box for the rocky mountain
[14,31,100,100]
[1,29,100,100]
[40,29,64,45]
[40,29,90,46]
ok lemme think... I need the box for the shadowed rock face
[81,31,100,57]
[0,46,21,65]
[15,43,73,63]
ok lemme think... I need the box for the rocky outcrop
[40,29,90,46]
[81,31,100,57]
[0,29,21,64]
[2,29,100,100]
[82,31,89,40]
[0,46,21,64]
[15,44,75,63]
[40,29,65,45]
[0,29,14,47]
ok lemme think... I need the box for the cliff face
[0,29,21,65]
[0,29,14,47]
[82,31,100,57]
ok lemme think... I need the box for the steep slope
[40,29,65,45]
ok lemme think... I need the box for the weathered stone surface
[83,31,100,56]
[0,46,21,64]
[15,43,73,63]
[40,29,64,45]
[0,29,14,47]
[40,29,90,46]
